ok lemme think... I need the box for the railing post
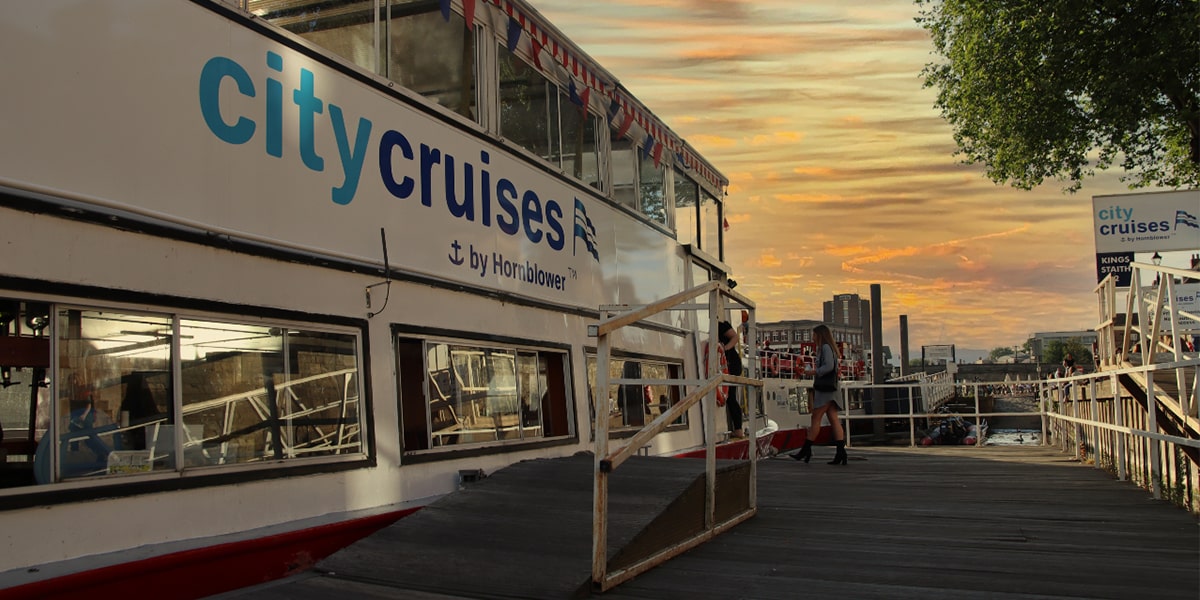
[1146,368,1161,499]
[592,324,611,586]
[1088,378,1099,470]
[1111,373,1127,481]
[973,383,982,447]
[907,385,915,447]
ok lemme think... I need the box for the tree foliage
[1043,338,1094,369]
[988,346,1015,361]
[915,0,1200,191]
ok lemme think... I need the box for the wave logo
[573,199,599,262]
[1176,210,1198,231]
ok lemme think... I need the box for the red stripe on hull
[0,507,420,600]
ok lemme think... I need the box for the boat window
[56,309,175,481]
[700,189,723,260]
[585,355,685,438]
[0,296,365,491]
[250,0,379,74]
[397,336,572,453]
[674,169,700,246]
[251,0,480,123]
[178,319,362,466]
[610,135,639,212]
[386,1,477,120]
[639,151,668,226]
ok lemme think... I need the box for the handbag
[812,346,838,392]
[813,368,838,392]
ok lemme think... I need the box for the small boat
[921,414,988,446]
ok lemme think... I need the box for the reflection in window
[639,151,667,225]
[610,136,639,211]
[398,337,572,452]
[498,46,600,188]
[701,190,722,260]
[251,0,479,121]
[586,356,684,437]
[56,309,174,481]
[179,320,361,466]
[0,300,51,488]
[251,0,377,73]
[387,1,476,119]
[674,169,699,246]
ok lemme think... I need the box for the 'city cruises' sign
[1092,190,1199,287]
[1092,190,1200,253]
[196,51,600,299]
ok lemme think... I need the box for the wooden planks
[221,446,1198,600]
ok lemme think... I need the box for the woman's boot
[792,440,813,463]
[828,440,847,465]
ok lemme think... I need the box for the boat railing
[754,349,867,381]
[589,279,763,592]
[822,357,1198,513]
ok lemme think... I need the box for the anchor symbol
[448,240,464,265]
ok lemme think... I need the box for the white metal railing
[589,280,763,592]
[816,359,1198,513]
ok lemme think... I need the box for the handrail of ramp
[589,280,763,592]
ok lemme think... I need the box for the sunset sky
[534,0,1190,355]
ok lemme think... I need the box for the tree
[988,347,1014,362]
[915,0,1200,191]
[1043,338,1094,370]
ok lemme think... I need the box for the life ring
[703,341,729,406]
[766,352,780,376]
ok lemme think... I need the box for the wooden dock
[220,446,1198,599]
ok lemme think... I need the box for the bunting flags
[568,79,590,110]
[530,37,544,70]
[573,199,599,261]
[435,0,726,192]
[506,16,521,51]
[463,0,475,28]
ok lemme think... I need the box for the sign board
[1145,282,1200,330]
[1095,251,1134,287]
[922,344,955,364]
[1092,190,1200,254]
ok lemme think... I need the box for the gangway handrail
[590,280,762,592]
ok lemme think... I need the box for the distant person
[1063,353,1075,373]
[718,319,745,438]
[793,324,846,465]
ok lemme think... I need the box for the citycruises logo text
[197,51,599,261]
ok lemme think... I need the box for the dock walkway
[221,446,1198,599]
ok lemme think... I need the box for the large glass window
[386,1,477,120]
[700,190,723,259]
[586,355,684,437]
[251,0,378,73]
[610,136,639,211]
[251,0,479,121]
[0,296,364,490]
[56,309,174,481]
[398,336,572,452]
[498,46,601,188]
[674,169,699,246]
[179,320,361,466]
[639,152,667,226]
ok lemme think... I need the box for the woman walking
[793,324,847,465]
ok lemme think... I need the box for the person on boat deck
[793,324,847,465]
[717,319,745,438]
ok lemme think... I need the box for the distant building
[1030,330,1098,363]
[755,319,867,359]
[823,293,870,345]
